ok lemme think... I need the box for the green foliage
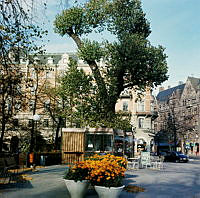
[78,39,105,62]
[54,7,88,36]
[54,0,109,36]
[63,166,89,182]
[54,0,168,126]
[57,58,131,130]
[108,0,151,38]
[57,58,95,127]
[0,0,48,152]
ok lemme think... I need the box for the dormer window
[47,57,53,65]
[63,58,67,63]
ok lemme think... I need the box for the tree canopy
[54,0,168,121]
[0,0,47,152]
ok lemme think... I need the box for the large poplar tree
[54,0,168,122]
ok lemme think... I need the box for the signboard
[141,152,150,159]
[140,152,150,168]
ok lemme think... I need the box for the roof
[156,84,185,102]
[187,76,200,91]
[36,54,62,65]
[28,52,77,65]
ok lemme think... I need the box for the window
[15,103,21,110]
[138,118,144,128]
[7,103,11,112]
[16,85,21,94]
[63,58,67,63]
[13,119,19,127]
[28,119,33,127]
[122,101,128,111]
[150,102,154,112]
[137,101,145,112]
[31,85,36,95]
[43,119,49,127]
[31,69,36,79]
[47,57,53,64]
[85,134,113,152]
[44,101,50,111]
[29,101,35,111]
[46,71,52,78]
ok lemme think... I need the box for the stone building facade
[116,88,157,155]
[156,77,200,155]
[5,53,157,155]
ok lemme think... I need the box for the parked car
[164,151,188,163]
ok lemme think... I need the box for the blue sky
[41,0,200,92]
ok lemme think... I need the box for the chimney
[179,81,183,85]
[159,87,165,92]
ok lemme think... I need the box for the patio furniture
[140,152,151,168]
[150,156,164,170]
[127,157,140,170]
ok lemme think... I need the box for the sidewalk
[189,154,200,160]
[0,165,139,198]
[1,161,200,198]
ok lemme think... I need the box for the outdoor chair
[150,156,164,170]
[4,157,19,183]
[127,157,140,170]
[0,158,8,184]
[140,156,151,168]
[141,159,151,169]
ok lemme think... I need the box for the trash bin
[40,155,46,166]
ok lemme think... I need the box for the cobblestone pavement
[1,159,200,198]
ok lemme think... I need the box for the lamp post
[29,114,40,168]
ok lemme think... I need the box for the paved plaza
[0,159,200,198]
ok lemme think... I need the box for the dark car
[165,151,188,163]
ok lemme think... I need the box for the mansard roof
[156,84,185,102]
[28,52,77,65]
[187,76,200,91]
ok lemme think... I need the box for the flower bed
[64,154,127,187]
[85,154,127,187]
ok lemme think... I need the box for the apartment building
[5,53,157,155]
[156,77,200,155]
[116,88,157,155]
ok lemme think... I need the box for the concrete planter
[64,179,89,198]
[94,185,124,198]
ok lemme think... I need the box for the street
[0,159,200,198]
[125,159,200,198]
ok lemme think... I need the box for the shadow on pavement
[28,166,67,176]
[0,177,33,191]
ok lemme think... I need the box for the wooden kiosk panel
[62,128,114,164]
[62,128,85,164]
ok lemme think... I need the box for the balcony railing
[136,111,158,118]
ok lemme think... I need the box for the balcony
[136,111,158,120]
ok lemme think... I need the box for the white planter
[64,179,89,198]
[94,185,125,198]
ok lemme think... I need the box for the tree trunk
[0,94,6,153]
[0,120,6,153]
[29,119,35,152]
[29,67,39,152]
[54,117,62,150]
[69,32,110,110]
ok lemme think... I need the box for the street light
[33,114,40,121]
[29,114,40,169]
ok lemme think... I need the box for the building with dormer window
[155,77,200,155]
